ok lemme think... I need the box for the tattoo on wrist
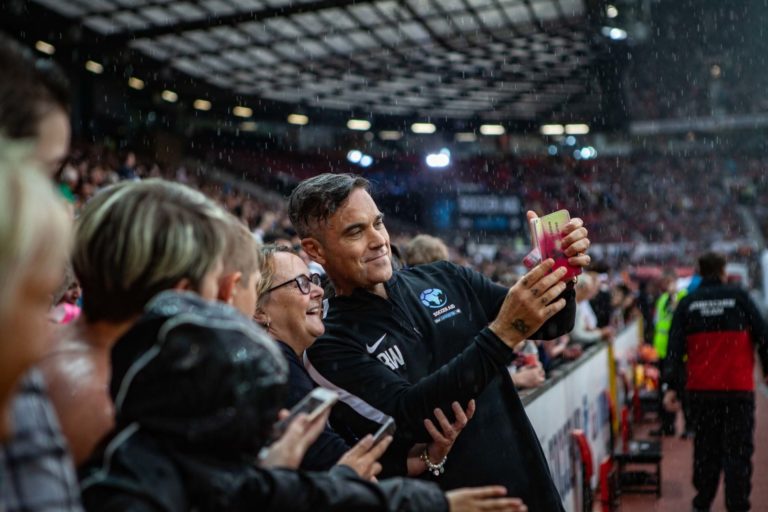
[512,319,529,335]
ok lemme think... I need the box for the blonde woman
[0,143,71,441]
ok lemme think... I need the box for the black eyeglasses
[265,273,322,295]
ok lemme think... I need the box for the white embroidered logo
[366,334,387,354]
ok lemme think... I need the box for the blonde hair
[404,234,449,266]
[255,244,293,307]
[0,140,71,318]
[73,179,230,322]
[222,217,260,289]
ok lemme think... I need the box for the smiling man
[290,173,591,512]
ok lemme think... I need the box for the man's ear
[301,238,326,266]
[217,272,242,304]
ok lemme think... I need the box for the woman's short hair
[73,179,230,322]
[0,141,71,317]
[255,244,294,307]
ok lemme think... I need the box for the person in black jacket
[80,291,451,512]
[663,252,768,512]
[288,173,592,512]
[253,244,481,479]
[78,179,524,512]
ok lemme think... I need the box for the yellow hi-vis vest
[653,288,688,359]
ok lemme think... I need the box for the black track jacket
[305,261,575,512]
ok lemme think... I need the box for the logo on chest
[419,288,462,324]
[376,345,405,371]
[367,334,405,370]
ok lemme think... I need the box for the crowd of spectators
[1,29,761,512]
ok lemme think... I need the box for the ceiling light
[85,60,104,74]
[233,106,252,118]
[480,124,505,136]
[455,132,477,142]
[540,124,565,136]
[128,77,145,90]
[35,40,55,55]
[379,130,402,141]
[606,5,618,18]
[193,99,212,111]
[347,119,371,131]
[161,89,178,103]
[240,121,258,131]
[359,155,373,168]
[602,26,628,40]
[287,114,309,125]
[347,150,363,164]
[426,148,451,168]
[411,122,436,134]
[565,124,590,135]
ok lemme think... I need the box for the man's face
[308,188,391,294]
[34,108,70,177]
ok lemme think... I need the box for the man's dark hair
[698,251,726,280]
[0,34,71,139]
[288,173,370,238]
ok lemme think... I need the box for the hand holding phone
[524,209,582,282]
[271,388,338,441]
[372,417,396,445]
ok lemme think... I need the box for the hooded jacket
[79,291,447,512]
[305,261,575,512]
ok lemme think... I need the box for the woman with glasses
[254,245,478,478]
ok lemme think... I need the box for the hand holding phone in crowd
[260,388,338,469]
[260,407,332,470]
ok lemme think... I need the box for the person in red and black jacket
[663,251,768,512]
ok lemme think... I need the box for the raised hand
[423,400,476,463]
[489,259,568,348]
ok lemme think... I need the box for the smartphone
[371,417,396,445]
[272,388,338,440]
[527,209,582,282]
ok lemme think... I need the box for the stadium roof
[15,0,619,128]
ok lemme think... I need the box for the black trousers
[689,393,755,512]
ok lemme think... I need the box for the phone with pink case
[525,209,581,282]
